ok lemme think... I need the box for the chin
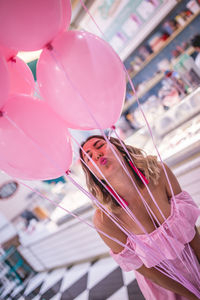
[104,163,119,177]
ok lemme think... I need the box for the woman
[80,135,200,300]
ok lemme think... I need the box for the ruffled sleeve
[132,191,200,268]
[110,191,200,270]
[110,238,143,272]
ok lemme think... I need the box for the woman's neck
[106,165,141,204]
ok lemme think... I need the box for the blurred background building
[0,0,200,299]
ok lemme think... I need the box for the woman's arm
[189,227,200,263]
[93,209,199,300]
[162,163,200,262]
[137,264,198,300]
[160,162,182,198]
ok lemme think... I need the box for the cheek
[106,147,121,164]
[88,162,104,180]
[106,144,119,157]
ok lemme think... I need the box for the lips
[99,157,107,165]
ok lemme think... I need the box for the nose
[93,150,102,160]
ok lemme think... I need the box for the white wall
[19,209,108,272]
[0,171,42,221]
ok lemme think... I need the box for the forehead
[82,138,103,152]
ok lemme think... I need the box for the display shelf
[123,46,196,113]
[127,11,200,80]
[125,90,200,168]
[120,0,178,61]
[123,72,164,113]
[134,87,200,143]
[153,87,200,137]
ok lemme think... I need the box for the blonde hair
[80,135,160,210]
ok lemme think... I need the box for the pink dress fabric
[110,191,200,299]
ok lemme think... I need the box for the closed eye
[96,141,105,149]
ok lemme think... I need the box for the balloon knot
[46,43,53,51]
[9,56,16,63]
[0,111,4,117]
[111,125,116,130]
[65,170,71,176]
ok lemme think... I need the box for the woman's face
[82,138,123,180]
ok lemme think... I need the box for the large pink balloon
[0,94,73,180]
[37,31,126,130]
[7,57,35,95]
[0,0,71,51]
[0,45,18,61]
[0,55,10,109]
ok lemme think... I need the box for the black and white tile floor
[8,257,145,300]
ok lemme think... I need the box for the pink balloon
[61,0,72,32]
[7,57,35,95]
[0,94,73,180]
[0,0,71,51]
[37,31,126,130]
[0,45,18,61]
[0,55,10,109]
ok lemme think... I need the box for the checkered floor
[8,257,145,300]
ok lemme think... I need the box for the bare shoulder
[158,162,182,198]
[93,208,103,227]
[93,209,125,236]
[93,209,127,253]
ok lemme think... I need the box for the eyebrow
[93,140,101,147]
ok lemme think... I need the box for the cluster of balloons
[0,0,126,181]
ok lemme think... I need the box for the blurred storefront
[0,0,200,298]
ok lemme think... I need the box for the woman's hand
[137,264,200,300]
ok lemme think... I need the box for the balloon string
[79,0,176,221]
[109,127,160,230]
[77,156,195,284]
[3,110,143,237]
[66,174,196,289]
[126,72,176,203]
[71,134,150,235]
[4,60,198,293]
[1,112,190,283]
[46,48,154,230]
[71,135,196,279]
[1,114,198,293]
[3,113,150,250]
[48,48,155,233]
[113,127,165,222]
[79,0,176,228]
[2,31,198,294]
[18,178,199,294]
[57,49,197,276]
[48,47,108,133]
[15,176,192,288]
[78,0,198,278]
[112,127,199,279]
[18,180,134,254]
[79,145,199,283]
[78,0,200,290]
[10,49,191,276]
[19,178,169,269]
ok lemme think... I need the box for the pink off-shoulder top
[110,191,200,300]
